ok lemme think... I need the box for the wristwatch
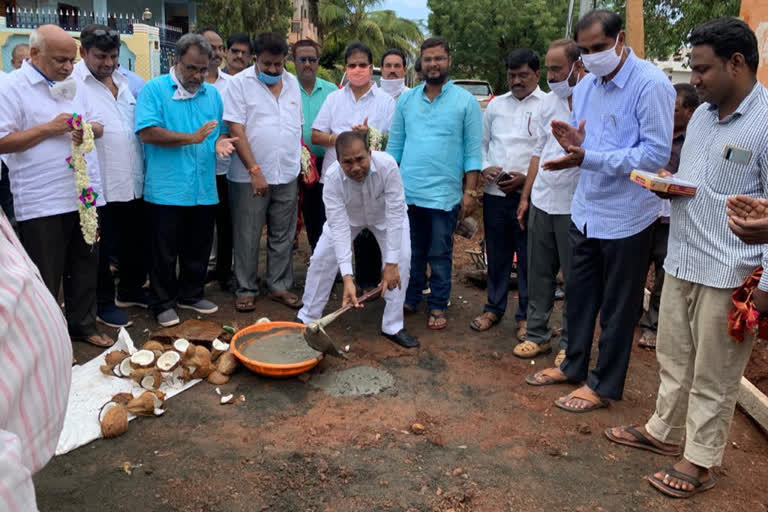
[465,189,480,198]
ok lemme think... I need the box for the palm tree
[317,0,423,67]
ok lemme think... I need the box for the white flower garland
[367,126,388,151]
[300,145,312,178]
[66,114,99,245]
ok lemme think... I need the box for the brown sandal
[235,295,257,312]
[269,291,303,310]
[604,425,682,456]
[554,386,608,413]
[72,333,115,348]
[470,311,500,331]
[428,310,447,330]
[525,367,569,386]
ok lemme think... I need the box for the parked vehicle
[454,79,494,110]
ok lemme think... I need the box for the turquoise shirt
[135,74,224,206]
[300,76,336,157]
[387,81,482,211]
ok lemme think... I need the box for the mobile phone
[494,170,511,184]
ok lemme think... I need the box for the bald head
[30,25,77,81]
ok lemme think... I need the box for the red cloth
[727,266,768,342]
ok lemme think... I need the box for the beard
[425,69,448,85]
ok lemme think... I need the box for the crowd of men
[1,8,768,508]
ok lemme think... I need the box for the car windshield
[455,82,491,96]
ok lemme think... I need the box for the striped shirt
[570,49,676,239]
[0,212,72,511]
[665,82,768,291]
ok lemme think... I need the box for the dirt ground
[35,234,768,512]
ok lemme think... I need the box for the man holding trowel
[298,130,419,349]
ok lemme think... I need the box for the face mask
[380,77,406,98]
[49,76,77,101]
[581,37,622,77]
[258,70,281,85]
[547,63,575,99]
[346,66,371,87]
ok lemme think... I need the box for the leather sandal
[513,340,551,359]
[525,367,569,386]
[470,311,500,332]
[554,385,608,413]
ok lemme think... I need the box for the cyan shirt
[135,74,224,206]
[300,76,336,157]
[387,80,482,211]
[570,49,675,239]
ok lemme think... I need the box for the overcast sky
[380,0,430,22]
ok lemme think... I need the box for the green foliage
[317,0,424,69]
[197,0,294,38]
[428,0,568,94]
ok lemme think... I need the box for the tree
[428,0,568,94]
[196,0,294,38]
[317,0,423,69]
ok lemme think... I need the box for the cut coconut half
[256,317,270,324]
[99,402,129,438]
[173,338,190,354]
[211,338,229,361]
[156,351,181,372]
[220,394,234,405]
[154,408,166,417]
[119,358,133,378]
[105,350,129,366]
[130,350,155,369]
[140,375,158,390]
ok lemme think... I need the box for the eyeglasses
[89,29,119,41]
[229,49,250,56]
[421,56,447,64]
[297,57,318,64]
[345,63,370,69]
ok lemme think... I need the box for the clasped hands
[542,119,586,171]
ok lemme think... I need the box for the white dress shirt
[0,61,104,222]
[482,87,546,197]
[210,69,233,176]
[73,60,143,203]
[0,211,72,512]
[312,83,395,177]
[322,151,406,276]
[223,67,303,184]
[530,92,581,215]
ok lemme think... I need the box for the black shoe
[294,316,305,325]
[381,329,419,348]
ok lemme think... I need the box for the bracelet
[248,165,261,176]
[330,134,337,146]
[465,189,480,198]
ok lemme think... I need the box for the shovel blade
[303,325,348,359]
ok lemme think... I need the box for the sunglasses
[297,57,318,64]
[90,29,120,40]
[345,63,370,69]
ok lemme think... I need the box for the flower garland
[727,266,768,342]
[367,126,388,151]
[66,113,99,245]
[300,141,319,186]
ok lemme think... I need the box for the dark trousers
[561,222,653,400]
[17,211,98,337]
[0,162,13,222]
[405,204,459,312]
[639,219,669,332]
[354,229,383,288]
[97,200,149,311]
[301,178,325,253]
[214,174,233,284]
[147,203,216,314]
[483,193,527,321]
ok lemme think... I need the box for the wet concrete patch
[309,366,395,397]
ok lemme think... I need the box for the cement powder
[309,366,395,397]
[239,329,321,365]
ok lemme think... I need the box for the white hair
[29,28,45,51]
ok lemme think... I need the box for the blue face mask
[258,70,281,85]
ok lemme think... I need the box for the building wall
[288,0,318,44]
[741,0,768,86]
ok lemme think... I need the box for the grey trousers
[229,178,298,297]
[525,204,571,349]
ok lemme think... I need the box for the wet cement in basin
[238,328,322,365]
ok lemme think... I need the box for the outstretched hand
[551,119,585,151]
[726,195,768,245]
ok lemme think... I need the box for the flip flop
[470,311,500,332]
[72,333,115,348]
[428,310,447,330]
[269,292,303,310]
[525,367,569,386]
[638,329,657,349]
[604,425,682,456]
[235,295,257,312]
[554,386,608,413]
[647,466,717,499]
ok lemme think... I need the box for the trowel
[303,287,381,358]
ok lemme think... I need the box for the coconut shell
[100,364,115,376]
[130,349,156,369]
[100,403,129,438]
[105,350,129,366]
[216,351,238,376]
[156,351,181,372]
[185,343,197,359]
[119,358,133,378]
[207,370,230,385]
[142,340,165,352]
[211,339,229,361]
[173,338,190,354]
[111,392,134,405]
[151,389,166,401]
[126,391,157,416]
[140,372,163,390]
[191,364,214,379]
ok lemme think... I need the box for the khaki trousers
[645,273,754,468]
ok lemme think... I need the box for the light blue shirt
[570,49,675,239]
[300,76,336,157]
[118,66,146,100]
[135,74,224,206]
[387,80,482,211]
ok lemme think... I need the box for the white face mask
[581,37,622,77]
[49,76,77,101]
[547,63,576,99]
[380,77,406,98]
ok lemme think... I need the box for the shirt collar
[343,81,378,101]
[592,47,637,89]
[504,86,545,102]
[302,77,330,96]
[707,81,763,123]
[22,60,54,86]
[419,79,454,101]
[167,68,207,97]
[75,60,128,90]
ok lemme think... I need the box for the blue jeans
[483,193,527,321]
[405,204,459,312]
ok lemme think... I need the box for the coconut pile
[98,338,238,439]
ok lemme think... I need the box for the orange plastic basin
[230,321,323,378]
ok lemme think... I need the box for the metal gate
[157,22,183,75]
